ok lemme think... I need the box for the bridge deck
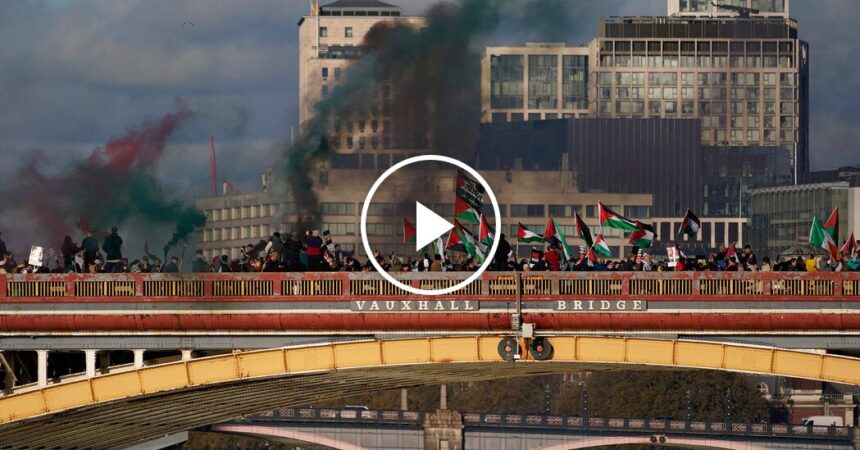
[3,272,860,332]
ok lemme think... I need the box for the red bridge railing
[2,271,859,302]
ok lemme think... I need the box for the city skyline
[1,0,859,201]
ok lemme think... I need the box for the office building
[482,0,809,175]
[298,0,427,156]
[476,117,701,218]
[195,169,653,261]
[749,181,860,259]
[482,43,591,123]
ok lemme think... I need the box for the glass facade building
[593,14,809,174]
[483,44,590,122]
[750,183,856,259]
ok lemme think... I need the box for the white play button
[415,201,454,252]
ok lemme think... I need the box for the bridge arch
[535,436,773,450]
[211,423,365,450]
[1,336,860,448]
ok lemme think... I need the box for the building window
[319,27,327,37]
[321,67,328,79]
[562,55,588,109]
[345,27,353,37]
[528,55,558,109]
[321,85,328,97]
[490,55,524,109]
[321,202,355,216]
[323,222,356,236]
[624,206,650,218]
[511,204,545,217]
[334,67,341,80]
[366,203,394,216]
[365,223,395,236]
[548,204,579,217]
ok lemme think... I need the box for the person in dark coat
[0,232,6,259]
[192,249,209,272]
[284,232,302,269]
[81,230,100,269]
[102,227,123,273]
[218,255,232,272]
[494,234,512,271]
[304,230,324,271]
[61,236,80,273]
[162,256,180,273]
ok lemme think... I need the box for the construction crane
[711,1,759,18]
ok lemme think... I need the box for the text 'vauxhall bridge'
[3,271,860,448]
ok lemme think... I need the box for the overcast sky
[1,0,858,197]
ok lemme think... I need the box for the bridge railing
[459,413,853,440]
[3,271,860,301]
[254,407,424,425]
[246,408,852,440]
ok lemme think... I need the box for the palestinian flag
[598,202,638,232]
[588,233,612,261]
[455,170,484,224]
[574,212,595,249]
[453,219,484,263]
[544,217,574,261]
[810,216,841,261]
[841,231,858,258]
[445,229,466,253]
[517,223,544,244]
[629,221,656,248]
[454,195,480,224]
[478,214,494,253]
[678,209,701,237]
[403,218,416,244]
[824,207,839,242]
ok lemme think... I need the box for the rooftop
[321,0,401,16]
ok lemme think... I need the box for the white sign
[28,246,44,267]
[667,246,680,268]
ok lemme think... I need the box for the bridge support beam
[133,349,144,369]
[84,350,96,378]
[181,349,192,361]
[36,350,47,388]
[423,409,462,450]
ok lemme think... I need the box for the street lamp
[685,389,692,422]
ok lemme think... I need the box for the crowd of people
[1,229,858,275]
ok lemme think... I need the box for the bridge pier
[133,349,145,368]
[36,350,48,388]
[84,350,96,377]
[423,409,463,450]
[181,349,192,361]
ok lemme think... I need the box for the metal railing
[3,271,860,300]
[245,408,853,441]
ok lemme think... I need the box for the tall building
[482,0,809,176]
[297,0,427,158]
[482,43,591,123]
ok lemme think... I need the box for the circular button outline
[360,154,502,296]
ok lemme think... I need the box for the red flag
[403,218,416,244]
[824,207,839,241]
[725,242,738,262]
[842,231,858,257]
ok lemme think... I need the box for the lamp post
[685,389,692,422]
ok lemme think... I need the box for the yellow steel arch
[1,335,859,448]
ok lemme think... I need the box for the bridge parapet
[246,408,855,442]
[4,271,859,301]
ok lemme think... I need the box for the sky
[0,0,858,199]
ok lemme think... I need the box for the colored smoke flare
[4,103,205,255]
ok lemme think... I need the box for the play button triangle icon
[415,201,454,252]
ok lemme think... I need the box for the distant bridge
[207,407,859,450]
[2,336,860,448]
